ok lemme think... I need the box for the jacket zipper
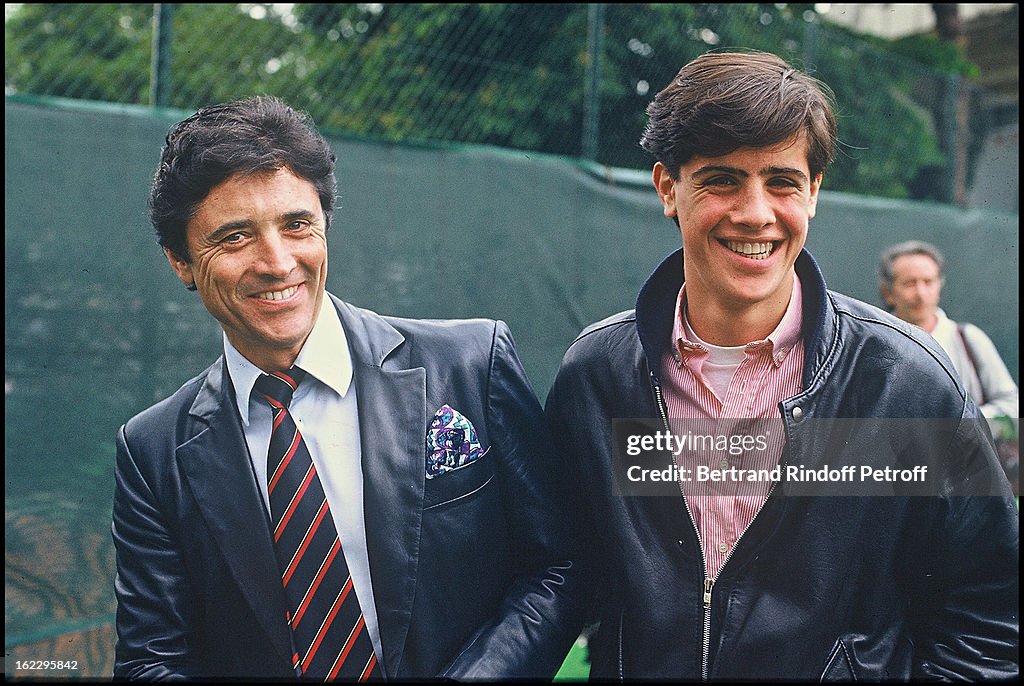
[651,373,711,680]
[696,483,775,679]
[701,578,713,681]
[650,372,780,682]
[617,605,625,681]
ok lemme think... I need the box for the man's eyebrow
[282,209,318,223]
[690,164,747,179]
[690,164,809,182]
[206,210,319,241]
[762,166,809,181]
[207,219,253,241]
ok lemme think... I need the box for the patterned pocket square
[426,404,486,479]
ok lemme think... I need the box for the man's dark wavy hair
[640,50,838,179]
[149,95,337,261]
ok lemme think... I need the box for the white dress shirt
[223,296,383,664]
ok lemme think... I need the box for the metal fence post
[952,75,970,208]
[941,73,970,206]
[802,14,818,73]
[582,3,604,161]
[150,3,174,107]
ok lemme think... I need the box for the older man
[112,95,583,680]
[879,239,1018,430]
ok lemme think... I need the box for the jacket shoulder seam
[565,311,636,350]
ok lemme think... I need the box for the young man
[112,95,583,680]
[545,51,1018,680]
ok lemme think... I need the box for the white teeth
[256,285,298,301]
[726,241,775,259]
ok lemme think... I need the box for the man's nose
[730,185,775,229]
[255,233,298,277]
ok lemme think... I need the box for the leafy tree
[291,3,586,153]
[5,4,152,103]
[4,3,976,201]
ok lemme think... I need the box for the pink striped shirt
[660,273,804,580]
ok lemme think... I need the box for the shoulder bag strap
[957,323,987,405]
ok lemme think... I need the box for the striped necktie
[255,367,379,681]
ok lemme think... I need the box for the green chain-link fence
[5,3,1017,205]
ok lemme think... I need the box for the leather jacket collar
[634,247,832,390]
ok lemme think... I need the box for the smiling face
[164,167,329,372]
[654,135,821,345]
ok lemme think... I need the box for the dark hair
[878,239,946,296]
[149,95,337,262]
[640,50,838,179]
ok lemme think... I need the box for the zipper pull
[703,578,713,607]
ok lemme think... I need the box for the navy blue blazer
[112,294,585,679]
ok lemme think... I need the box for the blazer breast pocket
[423,448,493,510]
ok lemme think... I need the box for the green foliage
[5,3,152,102]
[888,33,980,78]
[811,25,948,199]
[3,3,978,202]
[554,637,591,681]
[290,4,586,154]
[592,3,813,169]
[992,415,1019,442]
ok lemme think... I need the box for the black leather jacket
[546,249,1018,681]
[112,296,585,680]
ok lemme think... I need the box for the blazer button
[792,405,804,420]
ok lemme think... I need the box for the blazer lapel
[333,296,426,678]
[176,358,293,666]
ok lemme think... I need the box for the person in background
[879,238,1018,492]
[878,239,1018,430]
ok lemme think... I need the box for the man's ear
[164,247,195,289]
[652,162,678,220]
[807,172,823,219]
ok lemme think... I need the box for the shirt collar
[225,297,354,426]
[672,271,803,369]
[927,307,956,337]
